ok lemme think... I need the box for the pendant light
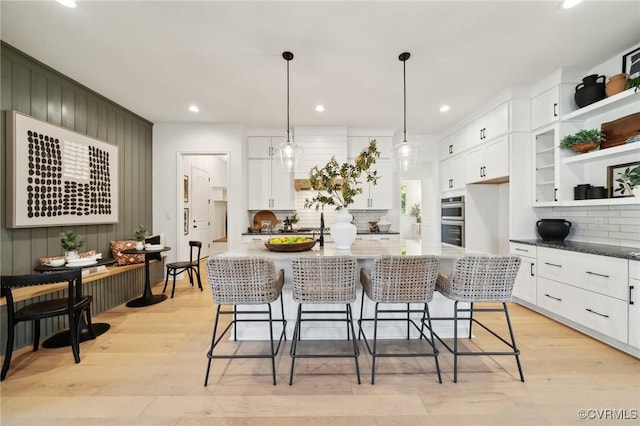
[392,52,422,172]
[274,51,303,170]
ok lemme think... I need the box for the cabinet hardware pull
[553,103,558,117]
[545,262,562,267]
[585,271,609,278]
[449,144,453,154]
[544,293,561,301]
[630,285,635,305]
[554,188,558,202]
[530,263,535,277]
[515,248,528,252]
[585,308,609,318]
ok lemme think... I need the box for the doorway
[400,179,422,240]
[180,154,228,260]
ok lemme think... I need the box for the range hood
[294,178,344,191]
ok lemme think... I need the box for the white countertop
[218,239,472,260]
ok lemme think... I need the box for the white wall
[153,123,245,263]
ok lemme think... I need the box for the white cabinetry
[466,103,509,149]
[465,136,509,184]
[510,243,536,305]
[530,84,576,130]
[629,260,640,350]
[247,137,294,210]
[439,128,466,160]
[348,136,392,159]
[350,159,393,210]
[536,247,629,343]
[440,154,466,192]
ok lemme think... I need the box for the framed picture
[622,47,640,78]
[183,175,189,202]
[183,208,189,235]
[260,220,272,231]
[607,161,639,198]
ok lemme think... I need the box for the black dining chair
[163,240,203,298]
[1,269,94,381]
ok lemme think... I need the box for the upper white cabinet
[350,159,393,210]
[247,136,294,210]
[294,127,348,179]
[439,128,466,160]
[440,153,466,192]
[465,136,509,184]
[530,84,576,131]
[348,136,392,159]
[466,103,509,149]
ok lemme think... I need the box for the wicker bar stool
[204,257,287,386]
[358,255,442,384]
[289,256,360,385]
[433,255,523,383]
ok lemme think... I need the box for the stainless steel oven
[441,196,465,247]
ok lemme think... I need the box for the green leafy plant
[410,203,421,224]
[134,225,149,242]
[304,139,381,211]
[614,165,640,196]
[290,211,299,224]
[625,75,640,93]
[559,129,605,149]
[59,231,85,251]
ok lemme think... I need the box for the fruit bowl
[264,237,317,252]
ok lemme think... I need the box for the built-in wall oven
[441,196,465,247]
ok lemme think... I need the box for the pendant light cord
[283,51,294,143]
[399,52,410,143]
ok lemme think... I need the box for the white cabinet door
[629,261,640,349]
[466,103,509,149]
[483,137,509,181]
[465,147,483,183]
[531,87,559,131]
[248,159,272,210]
[248,136,273,158]
[440,154,466,192]
[510,243,536,305]
[368,159,393,209]
[270,165,294,210]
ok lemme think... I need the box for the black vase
[536,219,571,242]
[574,74,606,108]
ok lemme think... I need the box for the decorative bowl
[48,259,66,267]
[264,240,317,252]
[570,141,600,153]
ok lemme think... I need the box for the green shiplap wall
[1,42,154,275]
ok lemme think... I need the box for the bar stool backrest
[291,256,357,304]
[439,255,521,302]
[205,257,281,305]
[369,255,440,303]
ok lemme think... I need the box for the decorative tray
[264,239,317,252]
[253,210,278,231]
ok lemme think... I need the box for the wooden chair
[1,269,94,381]
[163,240,203,298]
[204,257,287,386]
[289,256,361,385]
[434,255,524,383]
[358,255,442,384]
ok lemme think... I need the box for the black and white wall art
[6,111,119,228]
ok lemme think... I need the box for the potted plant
[289,211,299,231]
[304,139,381,249]
[559,129,605,153]
[614,165,640,197]
[410,203,421,224]
[134,225,149,250]
[59,231,85,260]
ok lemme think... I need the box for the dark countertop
[244,231,400,236]
[510,239,640,260]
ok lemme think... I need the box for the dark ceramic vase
[536,219,571,242]
[574,74,606,108]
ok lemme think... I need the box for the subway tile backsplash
[549,205,640,248]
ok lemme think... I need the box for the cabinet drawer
[630,260,640,280]
[537,247,628,300]
[538,277,628,342]
[509,243,536,258]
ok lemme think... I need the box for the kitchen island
[214,239,477,340]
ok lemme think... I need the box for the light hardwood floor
[1,262,639,426]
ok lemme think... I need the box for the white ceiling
[1,1,639,136]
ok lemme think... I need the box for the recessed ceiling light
[188,105,200,113]
[560,0,583,9]
[315,105,325,112]
[56,0,77,8]
[440,105,450,113]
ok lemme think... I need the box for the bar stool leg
[204,305,223,386]
[347,304,361,385]
[289,304,303,385]
[453,301,459,384]
[504,302,525,382]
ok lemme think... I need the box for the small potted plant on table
[560,129,605,153]
[134,225,149,250]
[59,231,85,261]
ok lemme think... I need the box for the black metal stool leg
[204,305,223,386]
[504,303,525,382]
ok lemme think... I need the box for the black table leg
[126,253,167,308]
[43,322,110,349]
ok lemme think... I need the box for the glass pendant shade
[393,51,422,172]
[393,137,422,172]
[274,135,303,170]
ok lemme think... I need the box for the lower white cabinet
[630,260,640,349]
[510,243,536,304]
